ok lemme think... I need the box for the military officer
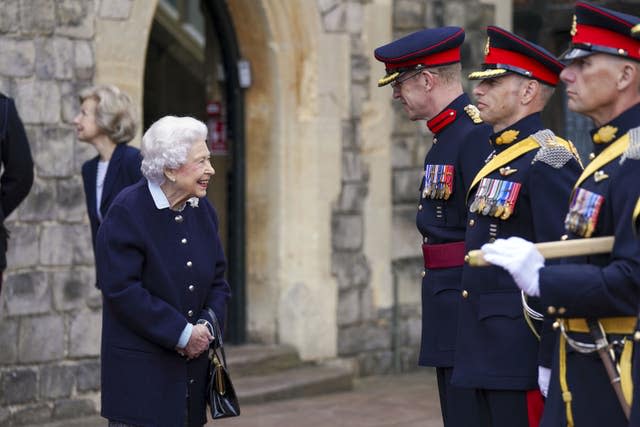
[374,27,492,426]
[452,26,582,427]
[481,3,640,426]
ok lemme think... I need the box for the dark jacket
[416,93,492,367]
[96,179,231,427]
[0,94,34,270]
[452,113,582,390]
[81,143,143,252]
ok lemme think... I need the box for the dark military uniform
[531,4,640,426]
[452,27,583,427]
[375,27,492,427]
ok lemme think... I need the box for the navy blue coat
[81,143,142,252]
[452,113,582,390]
[96,180,231,427]
[416,93,492,367]
[0,94,34,270]
[538,107,640,427]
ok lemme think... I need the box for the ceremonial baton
[465,236,614,267]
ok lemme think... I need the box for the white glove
[481,237,544,296]
[538,366,551,397]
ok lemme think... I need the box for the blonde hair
[78,85,137,144]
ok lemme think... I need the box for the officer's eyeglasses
[390,67,433,89]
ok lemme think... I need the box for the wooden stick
[466,236,615,267]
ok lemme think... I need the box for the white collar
[147,181,199,211]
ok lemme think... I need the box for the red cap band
[574,23,640,60]
[485,47,560,85]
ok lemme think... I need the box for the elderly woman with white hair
[96,116,231,427]
[75,85,142,262]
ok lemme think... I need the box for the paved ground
[33,370,442,427]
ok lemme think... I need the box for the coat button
[423,236,428,243]
[547,306,556,315]
[188,285,195,292]
[418,204,423,211]
[188,310,194,317]
[421,270,426,278]
[558,307,567,315]
[175,215,184,223]
[561,234,568,241]
[589,152,595,160]
[553,321,560,330]
[186,261,193,268]
[634,331,640,342]
[469,219,475,226]
[189,378,195,384]
[181,238,188,244]
[462,290,469,298]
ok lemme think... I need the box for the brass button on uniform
[424,236,428,243]
[561,234,568,241]
[188,285,195,292]
[418,204,423,211]
[589,152,596,160]
[553,321,560,330]
[462,290,469,298]
[634,331,640,342]
[421,270,426,278]
[186,261,193,268]
[469,219,475,226]
[175,215,184,223]
[181,238,188,244]
[558,307,567,315]
[547,306,556,315]
[187,310,194,317]
[189,378,195,384]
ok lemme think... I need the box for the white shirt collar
[147,180,171,210]
[147,181,199,211]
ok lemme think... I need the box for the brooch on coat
[469,177,522,220]
[187,197,200,208]
[564,188,604,238]
[422,164,454,200]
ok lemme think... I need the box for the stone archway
[94,0,345,360]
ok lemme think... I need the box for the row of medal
[469,177,522,220]
[422,164,454,200]
[564,187,604,238]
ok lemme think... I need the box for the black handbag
[206,311,240,419]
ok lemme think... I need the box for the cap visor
[559,47,593,61]
[468,68,508,80]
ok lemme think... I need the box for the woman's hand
[183,324,214,359]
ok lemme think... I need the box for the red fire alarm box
[207,101,228,155]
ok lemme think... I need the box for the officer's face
[392,70,431,120]
[560,54,623,124]
[472,74,522,130]
[73,98,103,143]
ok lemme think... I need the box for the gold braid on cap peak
[632,23,640,35]
[378,71,400,87]
[468,68,508,80]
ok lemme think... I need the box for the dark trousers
[474,388,543,427]
[436,367,482,427]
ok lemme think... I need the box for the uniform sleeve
[539,160,640,318]
[1,97,34,218]
[199,200,231,332]
[96,204,188,349]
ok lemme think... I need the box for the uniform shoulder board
[621,126,640,163]
[531,129,580,169]
[463,104,483,124]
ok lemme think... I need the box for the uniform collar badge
[495,129,520,145]
[592,125,618,144]
[464,104,483,124]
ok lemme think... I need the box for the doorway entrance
[143,0,246,343]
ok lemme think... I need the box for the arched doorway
[143,0,246,343]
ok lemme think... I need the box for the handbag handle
[206,308,228,368]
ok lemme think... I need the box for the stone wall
[0,1,134,425]
[333,0,496,375]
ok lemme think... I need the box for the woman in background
[74,85,142,258]
[96,116,231,427]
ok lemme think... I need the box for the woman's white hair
[141,116,208,184]
[78,85,137,144]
